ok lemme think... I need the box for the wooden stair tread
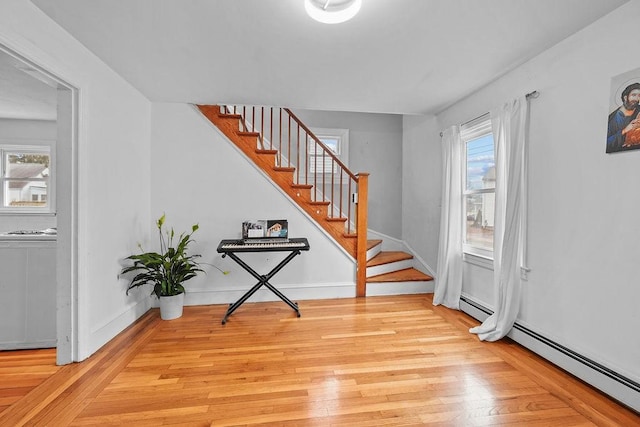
[367,267,433,283]
[367,251,413,267]
[218,113,242,120]
[326,217,347,222]
[367,239,383,250]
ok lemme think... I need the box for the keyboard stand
[217,238,309,324]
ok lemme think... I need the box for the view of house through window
[461,116,495,257]
[1,146,51,210]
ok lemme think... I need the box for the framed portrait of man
[606,67,640,153]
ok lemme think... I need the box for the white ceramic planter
[159,293,184,320]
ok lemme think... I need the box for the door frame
[0,42,78,365]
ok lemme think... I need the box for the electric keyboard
[217,237,310,253]
[216,237,310,324]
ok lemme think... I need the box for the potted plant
[120,214,204,320]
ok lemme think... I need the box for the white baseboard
[403,243,436,278]
[182,282,356,306]
[82,298,152,361]
[0,339,56,350]
[459,295,640,413]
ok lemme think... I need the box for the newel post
[356,173,369,297]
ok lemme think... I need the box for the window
[461,115,494,259]
[0,144,54,213]
[308,128,349,178]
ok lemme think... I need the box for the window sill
[463,252,493,270]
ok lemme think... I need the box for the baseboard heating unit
[459,295,640,412]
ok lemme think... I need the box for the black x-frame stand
[216,238,310,324]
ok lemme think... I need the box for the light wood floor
[0,294,637,426]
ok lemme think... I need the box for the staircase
[197,104,433,295]
[365,240,433,296]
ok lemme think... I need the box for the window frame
[461,115,494,262]
[0,140,56,215]
[308,127,349,182]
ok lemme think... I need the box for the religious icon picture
[606,67,640,153]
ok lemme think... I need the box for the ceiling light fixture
[305,0,362,24]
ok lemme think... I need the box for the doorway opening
[0,44,78,365]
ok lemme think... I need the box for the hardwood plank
[0,295,637,426]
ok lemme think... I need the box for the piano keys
[217,238,310,253]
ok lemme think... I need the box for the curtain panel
[470,96,528,341]
[433,126,463,309]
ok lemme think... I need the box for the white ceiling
[5,0,629,119]
[0,50,57,120]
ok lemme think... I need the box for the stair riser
[237,135,261,151]
[365,281,435,296]
[307,206,329,218]
[291,187,312,202]
[366,244,382,261]
[324,219,348,236]
[272,169,295,184]
[367,259,414,277]
[209,116,245,139]
[255,151,277,165]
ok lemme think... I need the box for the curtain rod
[439,90,539,137]
[525,90,539,99]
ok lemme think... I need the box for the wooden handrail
[221,105,363,230]
[284,108,358,181]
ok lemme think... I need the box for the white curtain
[433,126,463,309]
[470,96,528,341]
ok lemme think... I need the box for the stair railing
[220,105,363,233]
[219,105,369,296]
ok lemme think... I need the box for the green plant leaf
[120,214,203,299]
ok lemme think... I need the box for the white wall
[0,0,152,361]
[292,109,404,239]
[408,0,640,407]
[150,103,355,306]
[0,118,55,139]
[401,114,441,272]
